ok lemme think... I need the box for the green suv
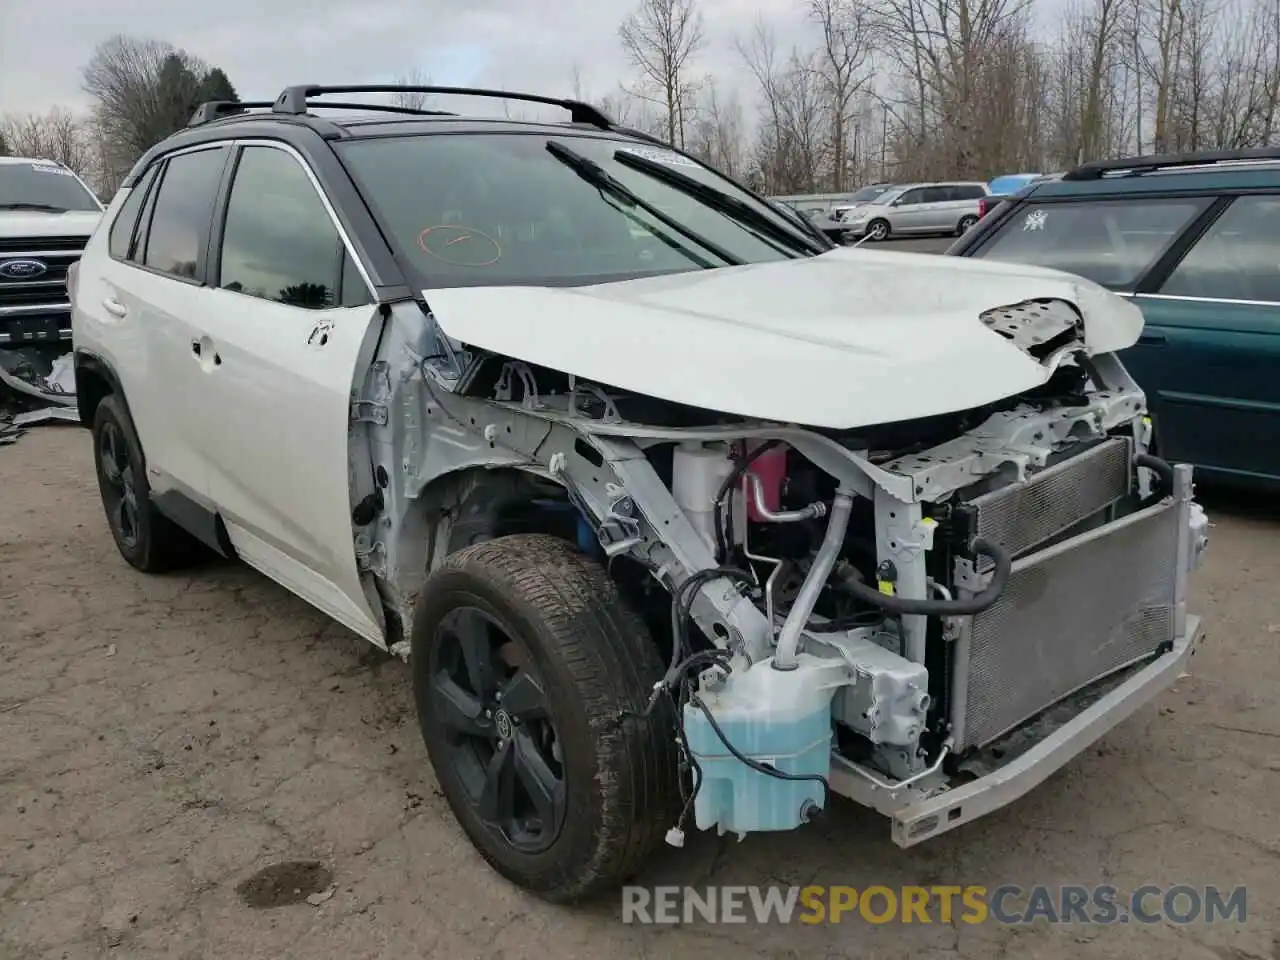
[948,148,1280,490]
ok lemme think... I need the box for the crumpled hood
[0,210,101,239]
[423,246,1145,430]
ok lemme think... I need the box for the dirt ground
[1,427,1278,960]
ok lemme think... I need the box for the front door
[890,187,929,233]
[1125,194,1280,483]
[193,142,386,641]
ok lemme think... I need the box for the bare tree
[392,67,435,110]
[809,0,874,190]
[873,0,1038,176]
[687,75,747,175]
[0,108,93,175]
[82,34,239,192]
[619,0,706,147]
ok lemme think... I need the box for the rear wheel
[866,218,890,241]
[411,533,679,903]
[91,394,199,572]
[956,214,979,235]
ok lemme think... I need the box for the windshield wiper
[612,150,827,257]
[0,202,68,212]
[545,140,744,267]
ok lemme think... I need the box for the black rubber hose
[835,537,1012,616]
[1136,452,1174,496]
[665,566,753,685]
[713,439,783,564]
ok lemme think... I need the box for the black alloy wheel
[429,605,567,852]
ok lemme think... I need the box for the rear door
[91,145,231,503]
[195,141,386,641]
[1130,194,1280,482]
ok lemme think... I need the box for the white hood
[423,246,1145,430]
[0,210,102,239]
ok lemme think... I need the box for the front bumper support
[828,615,1201,845]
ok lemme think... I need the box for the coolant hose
[1136,452,1174,497]
[836,537,1011,616]
[772,486,856,671]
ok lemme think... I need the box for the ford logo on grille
[0,258,48,280]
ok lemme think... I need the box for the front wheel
[411,533,679,903]
[865,219,890,242]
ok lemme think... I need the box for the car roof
[1021,149,1280,200]
[0,156,68,167]
[122,84,674,187]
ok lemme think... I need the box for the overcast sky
[0,0,822,119]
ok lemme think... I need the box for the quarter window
[968,198,1209,288]
[108,165,159,261]
[141,147,228,279]
[218,146,368,309]
[1160,195,1280,302]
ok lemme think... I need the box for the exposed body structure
[71,87,1208,903]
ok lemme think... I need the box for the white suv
[71,86,1207,904]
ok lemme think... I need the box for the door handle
[1138,333,1166,345]
[102,297,128,318]
[191,338,222,366]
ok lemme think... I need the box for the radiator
[950,497,1180,751]
[965,436,1133,570]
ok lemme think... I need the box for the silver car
[843,181,990,241]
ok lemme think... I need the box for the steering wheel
[416,225,502,267]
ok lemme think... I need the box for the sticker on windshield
[616,146,700,168]
[1023,209,1048,231]
[28,162,72,176]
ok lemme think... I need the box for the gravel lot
[2,342,1278,957]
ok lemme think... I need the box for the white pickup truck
[0,155,102,403]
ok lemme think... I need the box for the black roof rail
[1063,146,1280,181]
[272,84,615,128]
[188,100,276,127]
[293,101,456,118]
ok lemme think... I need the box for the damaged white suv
[70,85,1209,903]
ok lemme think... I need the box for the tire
[866,219,890,241]
[90,394,199,572]
[956,214,978,236]
[411,533,679,903]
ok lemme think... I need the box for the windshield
[336,133,810,288]
[848,184,891,203]
[0,161,100,211]
[866,188,904,206]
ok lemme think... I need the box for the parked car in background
[948,147,1280,490]
[977,172,1063,221]
[769,192,870,244]
[829,182,895,222]
[0,155,104,404]
[841,181,989,241]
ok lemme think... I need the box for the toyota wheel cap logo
[0,259,49,280]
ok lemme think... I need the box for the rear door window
[1159,195,1280,302]
[970,198,1210,288]
[954,184,986,200]
[140,146,229,280]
